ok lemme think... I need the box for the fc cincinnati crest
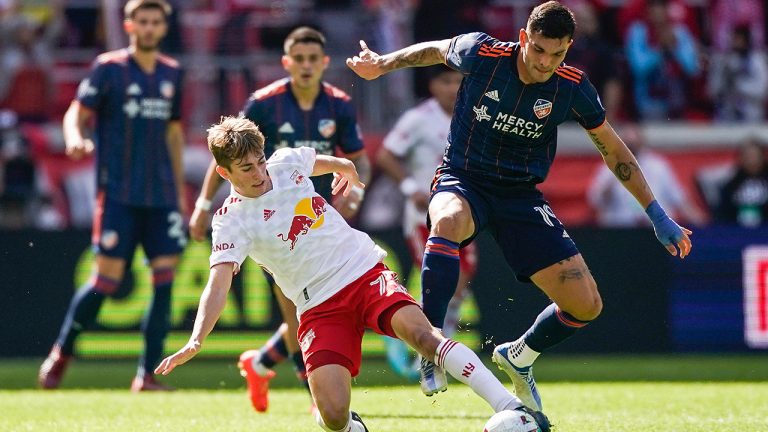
[533,99,552,119]
[160,80,175,99]
[318,119,336,138]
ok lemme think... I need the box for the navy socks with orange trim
[56,274,119,355]
[523,303,591,353]
[421,237,461,327]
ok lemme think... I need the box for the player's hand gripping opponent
[645,200,693,258]
[346,40,384,80]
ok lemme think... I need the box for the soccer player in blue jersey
[188,27,371,412]
[38,0,186,392]
[347,0,692,411]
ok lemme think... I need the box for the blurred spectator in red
[588,123,707,227]
[711,0,764,52]
[0,0,63,122]
[708,25,768,123]
[624,0,699,120]
[617,0,700,42]
[717,139,768,228]
[567,1,625,122]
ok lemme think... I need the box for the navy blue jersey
[444,32,606,185]
[242,78,364,199]
[76,49,183,208]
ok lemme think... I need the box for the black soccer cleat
[519,406,552,432]
[351,411,369,432]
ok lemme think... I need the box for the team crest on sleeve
[533,99,552,119]
[290,170,307,185]
[77,79,97,98]
[160,80,175,98]
[318,119,336,138]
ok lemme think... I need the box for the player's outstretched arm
[586,121,692,258]
[189,159,226,242]
[346,39,452,80]
[313,155,365,197]
[154,263,235,375]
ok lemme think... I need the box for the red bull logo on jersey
[533,98,552,119]
[318,119,336,138]
[277,196,328,250]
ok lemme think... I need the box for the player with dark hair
[188,26,371,411]
[156,116,549,432]
[38,0,186,392]
[347,0,692,410]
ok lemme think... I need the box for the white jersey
[209,147,386,315]
[383,98,451,234]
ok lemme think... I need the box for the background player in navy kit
[347,0,692,410]
[188,27,371,411]
[38,0,186,392]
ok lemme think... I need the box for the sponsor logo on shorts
[300,328,316,352]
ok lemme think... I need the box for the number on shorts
[533,204,559,227]
[168,211,187,247]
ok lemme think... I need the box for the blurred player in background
[347,0,692,411]
[376,66,477,381]
[156,116,549,432]
[38,0,186,392]
[188,27,370,411]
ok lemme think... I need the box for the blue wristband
[645,200,682,247]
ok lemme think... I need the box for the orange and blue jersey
[444,32,606,185]
[242,78,364,200]
[76,49,183,208]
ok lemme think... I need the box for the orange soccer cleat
[238,350,276,412]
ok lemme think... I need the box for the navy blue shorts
[429,165,579,282]
[92,192,186,261]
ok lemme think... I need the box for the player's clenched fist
[346,40,383,80]
[65,138,95,160]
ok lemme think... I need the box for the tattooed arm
[586,121,656,209]
[346,39,451,80]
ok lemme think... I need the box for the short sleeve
[76,61,109,110]
[445,32,494,74]
[270,147,316,174]
[336,100,364,155]
[382,108,421,157]
[209,213,251,268]
[570,73,606,130]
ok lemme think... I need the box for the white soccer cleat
[492,342,542,411]
[419,355,447,396]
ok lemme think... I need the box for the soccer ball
[483,409,541,432]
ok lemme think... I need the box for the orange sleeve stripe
[559,65,584,75]
[555,70,580,84]
[555,67,581,82]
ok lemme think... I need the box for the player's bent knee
[567,294,603,322]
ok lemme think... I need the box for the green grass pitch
[2,355,767,431]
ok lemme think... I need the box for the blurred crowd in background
[0,0,767,232]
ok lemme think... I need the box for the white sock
[250,354,271,376]
[315,411,366,432]
[434,339,521,412]
[508,338,540,368]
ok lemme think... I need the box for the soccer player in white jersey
[377,67,478,381]
[155,116,550,432]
